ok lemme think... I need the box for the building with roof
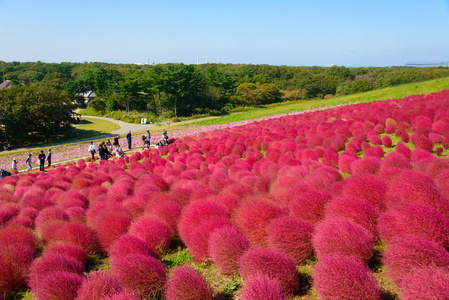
[0,80,11,90]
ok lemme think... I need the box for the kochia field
[2,90,449,299]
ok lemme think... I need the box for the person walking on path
[126,131,132,150]
[26,154,33,171]
[38,150,46,171]
[12,158,17,171]
[88,141,97,162]
[46,149,52,167]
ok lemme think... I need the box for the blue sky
[1,0,448,67]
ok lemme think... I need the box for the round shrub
[187,217,232,261]
[93,211,133,251]
[234,198,285,247]
[27,252,85,292]
[288,188,331,225]
[34,271,83,300]
[312,217,374,263]
[110,254,167,298]
[34,206,70,232]
[324,196,377,239]
[0,225,38,250]
[266,216,314,263]
[43,243,86,264]
[384,170,449,217]
[209,226,250,274]
[377,202,449,248]
[77,270,122,300]
[313,254,381,300]
[108,234,155,264]
[52,222,99,255]
[178,200,230,246]
[338,155,356,174]
[0,244,35,293]
[239,248,299,294]
[164,265,213,300]
[400,267,449,300]
[383,236,449,286]
[128,216,171,257]
[240,274,287,300]
[148,199,183,236]
[340,175,388,211]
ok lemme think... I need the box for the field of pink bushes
[1,90,449,299]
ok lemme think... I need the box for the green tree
[350,80,372,94]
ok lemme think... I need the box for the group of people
[88,137,125,162]
[13,148,52,172]
[8,129,171,174]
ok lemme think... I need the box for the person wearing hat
[46,149,52,167]
[38,150,46,171]
[11,158,17,171]
[26,154,32,171]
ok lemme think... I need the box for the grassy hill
[190,77,449,126]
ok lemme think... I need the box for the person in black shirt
[38,150,46,171]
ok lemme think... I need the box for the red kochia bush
[384,170,449,217]
[148,199,183,236]
[288,188,331,225]
[239,248,299,294]
[350,156,382,175]
[51,222,99,255]
[266,216,314,263]
[110,254,167,298]
[108,234,156,264]
[27,252,85,292]
[178,200,230,246]
[0,225,38,250]
[128,216,171,257]
[400,267,449,300]
[234,198,285,247]
[0,244,35,293]
[340,175,388,211]
[34,271,83,300]
[34,206,70,232]
[313,254,381,300]
[312,217,374,264]
[93,211,133,251]
[240,274,287,300]
[338,155,356,174]
[383,236,449,286]
[164,265,213,300]
[43,243,87,264]
[77,270,122,300]
[378,202,449,248]
[324,196,378,239]
[187,217,232,261]
[209,226,250,274]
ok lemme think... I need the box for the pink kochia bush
[312,217,374,264]
[108,234,156,265]
[110,254,167,298]
[240,274,287,300]
[288,188,331,225]
[234,198,285,247]
[209,226,250,274]
[400,267,449,300]
[164,265,213,300]
[77,270,123,300]
[178,200,230,246]
[239,248,299,294]
[187,216,232,261]
[378,202,449,247]
[128,216,171,257]
[34,271,84,300]
[324,196,378,239]
[340,174,388,211]
[313,254,381,300]
[0,244,35,293]
[383,236,449,286]
[266,215,314,263]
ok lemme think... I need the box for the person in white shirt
[88,141,97,162]
[115,145,124,158]
[12,158,17,171]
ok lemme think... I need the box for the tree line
[1,61,448,132]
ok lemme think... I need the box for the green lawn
[63,117,120,141]
[190,77,449,126]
